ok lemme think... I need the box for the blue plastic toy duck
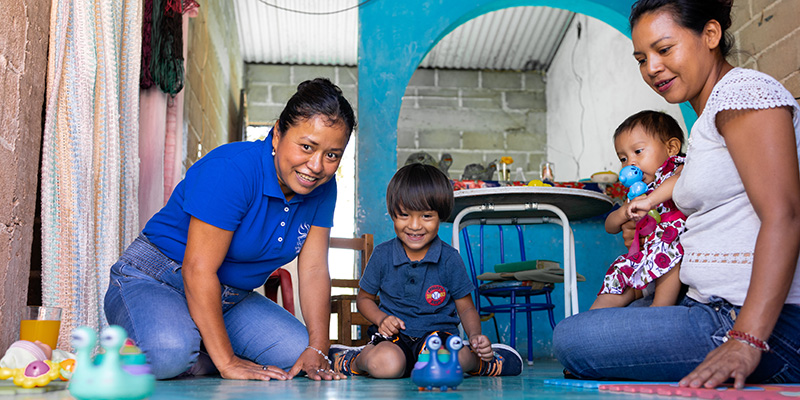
[411,334,463,391]
[68,326,155,400]
[619,165,647,200]
[618,166,663,257]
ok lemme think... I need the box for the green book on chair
[494,259,559,273]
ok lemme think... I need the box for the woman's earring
[272,148,276,156]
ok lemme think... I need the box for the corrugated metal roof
[420,7,573,70]
[235,1,574,71]
[235,0,360,66]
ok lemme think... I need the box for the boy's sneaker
[329,344,364,376]
[472,344,523,376]
[328,343,365,359]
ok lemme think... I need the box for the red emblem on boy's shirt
[425,285,447,306]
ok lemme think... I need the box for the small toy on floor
[69,325,155,400]
[411,334,464,391]
[0,359,61,389]
[0,340,74,388]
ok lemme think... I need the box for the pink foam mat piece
[598,384,800,400]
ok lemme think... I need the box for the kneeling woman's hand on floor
[218,355,289,381]
[289,347,345,381]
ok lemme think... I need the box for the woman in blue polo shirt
[104,78,355,381]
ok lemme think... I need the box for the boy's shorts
[366,326,456,377]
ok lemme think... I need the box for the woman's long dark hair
[630,0,735,57]
[277,77,356,137]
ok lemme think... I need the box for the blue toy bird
[411,334,463,391]
[619,165,647,200]
[439,335,464,390]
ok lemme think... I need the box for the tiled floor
[1,359,670,400]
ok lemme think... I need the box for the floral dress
[599,155,687,295]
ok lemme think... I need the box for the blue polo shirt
[142,133,336,290]
[359,236,474,337]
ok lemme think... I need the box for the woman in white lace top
[553,0,800,388]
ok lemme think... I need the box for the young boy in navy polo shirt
[330,163,522,378]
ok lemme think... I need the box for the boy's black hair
[614,110,686,155]
[386,163,454,220]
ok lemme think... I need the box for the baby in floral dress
[592,111,687,309]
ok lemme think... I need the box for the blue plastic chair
[460,223,556,364]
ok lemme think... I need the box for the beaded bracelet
[307,346,333,366]
[725,330,770,352]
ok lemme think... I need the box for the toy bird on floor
[411,334,464,391]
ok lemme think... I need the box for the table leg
[452,204,580,319]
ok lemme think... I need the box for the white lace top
[673,68,800,306]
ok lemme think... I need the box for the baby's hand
[469,335,494,362]
[626,196,652,221]
[378,315,405,337]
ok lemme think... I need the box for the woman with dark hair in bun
[104,78,356,381]
[553,0,800,388]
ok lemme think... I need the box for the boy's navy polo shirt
[143,133,336,290]
[359,236,474,337]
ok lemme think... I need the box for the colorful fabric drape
[138,10,194,229]
[141,0,196,94]
[41,0,142,348]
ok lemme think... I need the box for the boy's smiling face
[392,206,440,262]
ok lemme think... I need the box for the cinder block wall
[731,0,800,96]
[399,69,547,180]
[184,0,244,167]
[246,65,358,126]
[246,65,546,181]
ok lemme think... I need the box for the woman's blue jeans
[553,296,800,383]
[104,234,308,379]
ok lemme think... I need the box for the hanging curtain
[40,0,142,348]
[164,4,200,201]
[138,1,198,228]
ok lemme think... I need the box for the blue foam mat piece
[543,378,674,389]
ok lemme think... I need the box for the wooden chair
[330,233,374,346]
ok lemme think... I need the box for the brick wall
[184,0,244,168]
[731,0,800,96]
[246,65,358,126]
[399,69,547,181]
[246,65,546,181]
